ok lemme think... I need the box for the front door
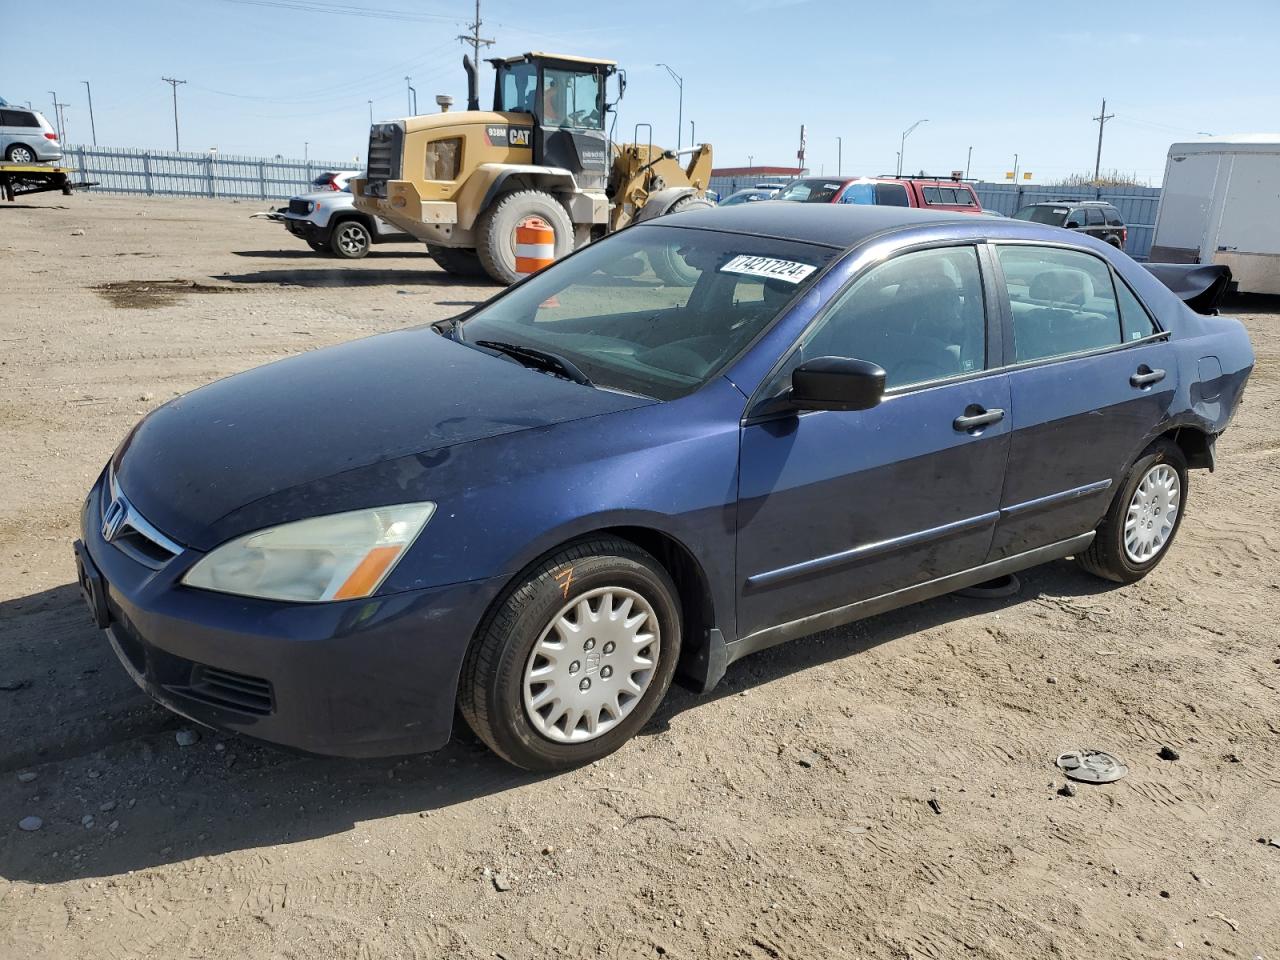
[735,244,1011,641]
[986,243,1178,559]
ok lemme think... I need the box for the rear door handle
[953,406,1005,433]
[1130,366,1166,388]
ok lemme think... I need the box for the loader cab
[491,52,615,189]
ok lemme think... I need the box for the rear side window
[0,110,39,127]
[1086,207,1105,226]
[789,245,988,389]
[996,245,1122,362]
[1104,207,1125,226]
[923,187,942,203]
[874,183,909,206]
[1115,277,1158,341]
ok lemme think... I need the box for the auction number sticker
[720,255,816,284]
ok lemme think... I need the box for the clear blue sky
[4,0,1277,184]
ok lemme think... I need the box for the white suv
[0,108,62,163]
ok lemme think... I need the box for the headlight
[182,503,435,603]
[305,200,316,214]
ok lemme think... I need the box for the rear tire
[428,245,489,278]
[328,219,372,259]
[458,537,682,771]
[5,144,36,164]
[1076,439,1188,584]
[648,195,713,285]
[474,190,574,285]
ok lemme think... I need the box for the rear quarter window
[874,183,910,206]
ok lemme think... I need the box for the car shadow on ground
[214,267,493,288]
[0,558,1114,883]
[231,249,432,260]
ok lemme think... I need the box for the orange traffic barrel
[514,217,556,276]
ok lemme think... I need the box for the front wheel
[1076,438,1188,583]
[328,219,372,259]
[458,537,682,770]
[474,189,574,285]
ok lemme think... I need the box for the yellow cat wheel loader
[351,52,713,284]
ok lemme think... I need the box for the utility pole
[798,124,806,173]
[161,78,186,151]
[837,136,842,177]
[690,119,695,146]
[656,64,683,150]
[304,141,309,164]
[405,77,417,115]
[456,0,494,66]
[897,118,927,177]
[1093,97,1114,182]
[48,91,60,140]
[368,100,373,125]
[82,81,97,145]
[747,154,753,173]
[965,145,972,179]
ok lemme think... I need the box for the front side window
[542,68,603,128]
[996,245,1123,362]
[424,137,462,180]
[837,182,876,205]
[459,225,837,400]
[497,62,537,113]
[777,245,988,392]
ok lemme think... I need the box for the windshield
[720,190,771,206]
[496,62,538,113]
[458,225,837,401]
[776,178,845,203]
[1013,205,1069,225]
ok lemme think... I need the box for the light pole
[690,119,695,146]
[82,81,97,146]
[965,145,972,179]
[837,136,842,177]
[656,63,683,150]
[897,119,927,177]
[368,100,373,125]
[161,77,186,151]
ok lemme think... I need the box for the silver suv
[282,187,410,259]
[0,107,62,163]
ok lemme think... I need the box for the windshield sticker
[720,255,816,284]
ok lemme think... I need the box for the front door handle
[953,406,1005,433]
[1130,366,1166,388]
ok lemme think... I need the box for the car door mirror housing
[1065,219,1081,229]
[790,356,886,412]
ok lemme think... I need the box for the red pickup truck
[775,175,984,213]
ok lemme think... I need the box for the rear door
[986,243,1177,560]
[735,243,1011,641]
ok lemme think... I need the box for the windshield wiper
[473,339,594,387]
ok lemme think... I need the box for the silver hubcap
[12,147,33,162]
[336,224,367,255]
[522,586,660,744]
[1124,463,1180,563]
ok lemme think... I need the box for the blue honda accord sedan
[75,204,1253,770]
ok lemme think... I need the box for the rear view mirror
[791,356,886,412]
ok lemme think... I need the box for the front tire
[1077,439,1188,584]
[474,189,574,285]
[458,537,682,771]
[328,219,372,259]
[648,195,713,285]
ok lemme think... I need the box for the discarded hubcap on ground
[522,586,660,743]
[1124,463,1180,563]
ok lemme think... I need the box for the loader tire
[648,194,713,286]
[475,190,574,285]
[428,245,489,278]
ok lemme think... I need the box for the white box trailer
[1150,136,1280,295]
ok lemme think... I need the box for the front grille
[365,122,403,198]
[288,197,311,215]
[100,470,182,569]
[188,665,275,716]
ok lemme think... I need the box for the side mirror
[1065,219,1082,229]
[791,356,886,412]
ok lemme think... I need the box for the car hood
[114,327,651,549]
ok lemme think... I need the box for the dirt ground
[1,193,1278,960]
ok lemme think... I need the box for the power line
[217,0,460,22]
[457,0,494,67]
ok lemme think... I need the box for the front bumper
[283,216,326,244]
[77,471,502,758]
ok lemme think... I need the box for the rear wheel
[474,190,574,285]
[427,245,488,277]
[5,144,36,164]
[328,219,372,259]
[1076,439,1188,584]
[458,537,682,770]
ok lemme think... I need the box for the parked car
[281,186,411,259]
[1013,200,1127,249]
[719,188,777,206]
[777,175,983,213]
[75,204,1252,770]
[310,169,360,192]
[0,107,62,163]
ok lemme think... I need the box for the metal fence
[973,182,1161,260]
[60,145,354,200]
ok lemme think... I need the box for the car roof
[1023,199,1114,206]
[656,202,988,249]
